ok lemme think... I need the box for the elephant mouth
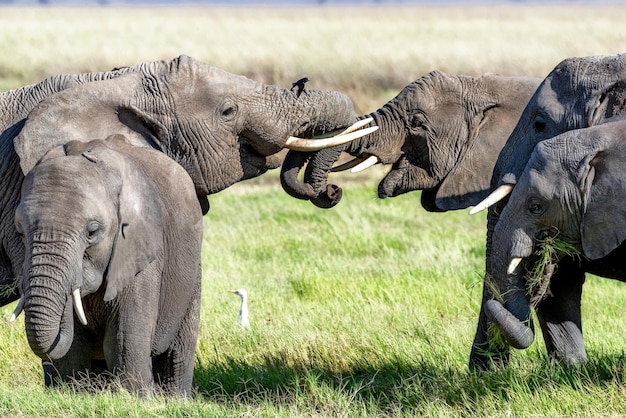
[239,143,282,180]
[377,156,440,200]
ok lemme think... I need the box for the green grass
[2,178,626,416]
[4,4,626,416]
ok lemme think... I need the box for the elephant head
[469,53,626,370]
[473,53,626,213]
[486,119,626,355]
[0,55,372,307]
[13,55,368,201]
[279,71,540,210]
[13,136,193,360]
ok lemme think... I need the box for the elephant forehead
[24,161,114,210]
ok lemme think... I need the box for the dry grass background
[2,5,626,416]
[1,5,626,113]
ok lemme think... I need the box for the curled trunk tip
[484,299,534,349]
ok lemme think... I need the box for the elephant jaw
[377,156,440,200]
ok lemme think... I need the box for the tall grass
[2,5,626,416]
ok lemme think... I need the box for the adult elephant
[470,53,626,369]
[0,54,372,306]
[279,71,541,211]
[14,135,203,396]
[485,119,626,361]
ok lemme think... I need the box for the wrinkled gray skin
[472,53,626,370]
[488,119,626,363]
[0,55,358,306]
[15,135,203,396]
[280,71,540,210]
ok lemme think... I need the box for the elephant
[12,135,203,396]
[469,53,626,369]
[279,71,541,211]
[485,118,626,362]
[0,54,372,307]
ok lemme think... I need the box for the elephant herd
[2,52,626,396]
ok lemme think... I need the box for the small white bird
[228,288,250,329]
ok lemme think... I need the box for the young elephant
[486,118,626,360]
[13,135,203,396]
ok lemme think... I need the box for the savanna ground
[2,4,626,417]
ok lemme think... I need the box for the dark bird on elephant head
[291,77,309,98]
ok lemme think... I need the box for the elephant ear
[104,143,165,301]
[580,137,626,260]
[13,73,169,175]
[434,102,506,210]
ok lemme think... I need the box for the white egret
[228,289,250,329]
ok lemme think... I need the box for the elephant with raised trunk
[0,55,372,306]
[470,53,626,370]
[486,119,626,362]
[13,135,203,396]
[280,71,540,211]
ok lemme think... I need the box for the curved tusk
[507,257,524,275]
[285,126,379,152]
[469,184,515,215]
[350,155,379,173]
[9,295,25,322]
[72,289,88,326]
[331,156,367,172]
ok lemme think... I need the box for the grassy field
[2,4,626,417]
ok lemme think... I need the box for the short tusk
[72,289,88,326]
[9,295,24,322]
[350,155,379,173]
[508,257,524,275]
[469,184,515,215]
[331,156,367,172]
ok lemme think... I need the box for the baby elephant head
[14,135,164,360]
[487,120,626,350]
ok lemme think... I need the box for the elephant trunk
[24,248,81,360]
[486,219,535,350]
[281,110,389,208]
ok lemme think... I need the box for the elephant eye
[527,198,545,215]
[85,221,102,243]
[533,115,547,134]
[220,102,238,120]
[410,114,428,132]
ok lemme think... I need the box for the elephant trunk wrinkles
[281,112,386,208]
[486,218,535,350]
[24,250,80,360]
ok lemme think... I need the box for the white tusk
[72,289,88,326]
[285,126,379,152]
[469,184,515,215]
[508,257,524,275]
[350,155,379,173]
[9,295,25,322]
[331,156,367,172]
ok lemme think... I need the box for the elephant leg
[152,283,201,397]
[104,274,160,396]
[469,283,511,370]
[534,259,587,365]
